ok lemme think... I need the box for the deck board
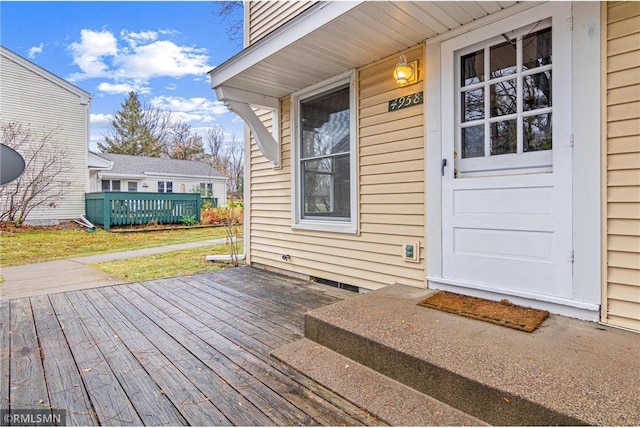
[0,300,10,409]
[65,291,186,426]
[0,266,381,426]
[30,295,97,426]
[9,299,51,413]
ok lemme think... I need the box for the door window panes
[457,26,553,171]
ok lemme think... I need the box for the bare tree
[0,122,72,225]
[204,125,244,199]
[216,1,244,48]
[165,121,205,161]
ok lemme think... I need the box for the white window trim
[290,70,358,234]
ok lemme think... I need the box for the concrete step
[295,284,640,426]
[271,338,488,426]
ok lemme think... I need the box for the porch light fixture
[394,55,416,85]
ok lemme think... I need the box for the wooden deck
[0,267,383,426]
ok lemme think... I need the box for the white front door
[439,4,574,303]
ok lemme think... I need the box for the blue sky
[1,1,244,151]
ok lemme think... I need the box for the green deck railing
[85,192,202,230]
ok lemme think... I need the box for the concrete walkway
[0,238,227,300]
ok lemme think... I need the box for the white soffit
[209,1,520,99]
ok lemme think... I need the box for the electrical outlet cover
[402,241,419,262]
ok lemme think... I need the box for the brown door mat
[418,291,549,332]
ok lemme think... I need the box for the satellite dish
[1,144,26,185]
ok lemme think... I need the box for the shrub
[180,215,197,226]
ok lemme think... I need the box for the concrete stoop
[272,284,640,426]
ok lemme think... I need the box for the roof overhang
[209,1,533,166]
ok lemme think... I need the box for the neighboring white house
[0,45,91,225]
[88,152,227,206]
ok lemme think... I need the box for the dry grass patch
[91,243,243,282]
[0,225,227,267]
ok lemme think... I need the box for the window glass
[490,79,517,117]
[490,40,517,78]
[524,113,552,152]
[461,50,484,86]
[461,126,485,158]
[300,86,350,159]
[523,28,552,70]
[461,89,484,122]
[166,182,173,193]
[101,180,110,191]
[490,120,518,155]
[523,71,552,111]
[128,182,137,192]
[298,83,351,221]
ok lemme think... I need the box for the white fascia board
[142,172,225,180]
[208,1,362,88]
[216,86,279,109]
[98,173,147,180]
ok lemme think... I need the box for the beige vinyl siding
[249,45,425,290]
[0,54,89,223]
[248,1,316,45]
[604,1,640,331]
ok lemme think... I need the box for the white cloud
[66,27,212,95]
[97,81,150,95]
[28,43,44,59]
[113,41,210,80]
[68,29,118,80]
[150,96,227,115]
[90,113,113,124]
[121,30,158,47]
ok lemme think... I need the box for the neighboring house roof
[1,45,92,102]
[91,152,225,179]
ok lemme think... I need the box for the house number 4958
[388,91,423,112]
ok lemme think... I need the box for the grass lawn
[91,243,244,282]
[0,225,228,267]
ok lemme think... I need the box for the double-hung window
[101,180,120,191]
[291,71,357,233]
[200,182,213,197]
[158,181,173,193]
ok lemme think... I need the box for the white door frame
[424,1,602,321]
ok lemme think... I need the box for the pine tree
[98,91,164,156]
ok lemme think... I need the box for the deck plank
[48,292,143,426]
[186,275,313,330]
[177,276,303,339]
[0,300,10,409]
[105,284,280,426]
[117,283,317,426]
[29,294,97,426]
[153,277,290,350]
[3,267,381,426]
[137,279,374,426]
[85,287,231,426]
[64,290,187,426]
[9,299,51,413]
